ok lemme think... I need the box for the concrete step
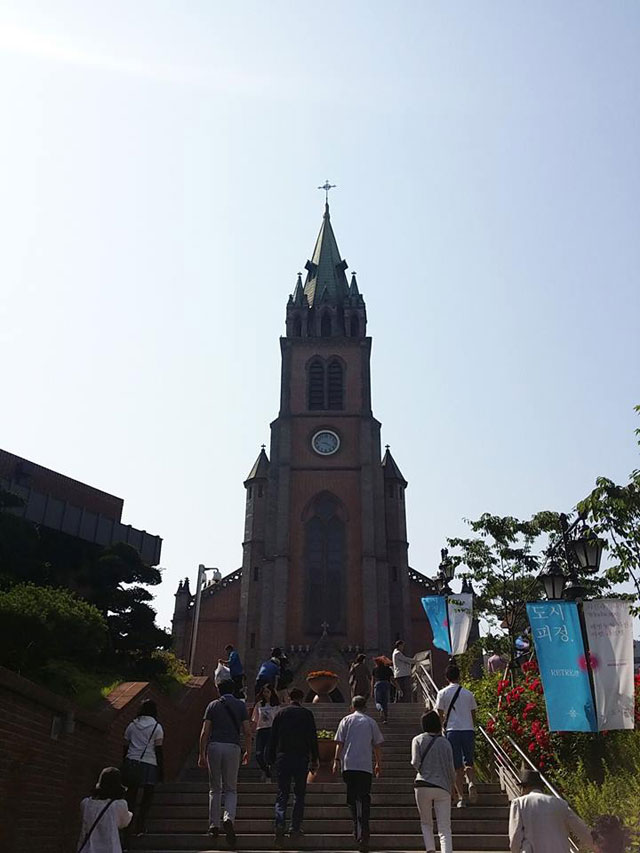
[157,782,502,795]
[132,833,508,850]
[149,805,510,821]
[153,791,508,808]
[146,818,509,834]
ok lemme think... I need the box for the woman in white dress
[77,767,132,853]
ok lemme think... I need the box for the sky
[1,2,639,635]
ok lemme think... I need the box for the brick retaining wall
[0,666,216,853]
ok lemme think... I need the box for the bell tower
[238,201,413,679]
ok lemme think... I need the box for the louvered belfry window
[308,360,325,410]
[327,360,344,410]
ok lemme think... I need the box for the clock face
[312,430,340,456]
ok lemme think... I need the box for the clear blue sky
[1,2,638,633]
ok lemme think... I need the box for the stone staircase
[133,702,510,852]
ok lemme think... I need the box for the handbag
[77,799,114,852]
[122,722,159,786]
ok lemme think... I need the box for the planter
[307,674,338,702]
[308,738,335,783]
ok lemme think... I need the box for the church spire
[303,203,350,308]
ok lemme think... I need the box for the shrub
[0,583,107,675]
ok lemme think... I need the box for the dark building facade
[0,448,162,565]
[173,204,438,684]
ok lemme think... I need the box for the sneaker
[274,826,286,848]
[208,825,220,838]
[468,782,478,804]
[222,818,236,848]
[456,798,467,808]
[289,828,305,842]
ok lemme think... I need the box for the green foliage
[577,408,640,614]
[557,763,640,850]
[469,665,640,844]
[0,583,107,675]
[316,729,336,739]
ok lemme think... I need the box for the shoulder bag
[77,799,114,852]
[122,721,159,787]
[443,685,463,730]
[414,734,440,787]
[219,696,241,735]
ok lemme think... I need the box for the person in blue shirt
[254,648,282,698]
[219,644,245,698]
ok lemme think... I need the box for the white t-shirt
[434,683,477,731]
[77,797,131,853]
[124,716,164,766]
[334,711,384,774]
[252,702,277,730]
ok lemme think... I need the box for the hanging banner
[582,599,635,731]
[447,593,473,656]
[526,601,597,732]
[421,596,451,654]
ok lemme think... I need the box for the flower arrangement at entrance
[306,669,339,703]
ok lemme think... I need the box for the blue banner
[526,601,597,732]
[421,595,451,654]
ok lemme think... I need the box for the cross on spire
[318,180,336,204]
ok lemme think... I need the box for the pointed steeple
[382,446,408,486]
[303,203,350,308]
[245,446,270,482]
[293,273,305,306]
[349,272,358,296]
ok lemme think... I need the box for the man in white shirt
[509,769,593,853]
[333,696,384,853]
[392,640,416,703]
[434,663,478,807]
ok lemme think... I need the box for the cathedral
[172,201,440,691]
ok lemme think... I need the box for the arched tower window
[350,315,359,337]
[293,316,302,337]
[304,493,346,634]
[321,312,332,337]
[308,360,325,410]
[327,360,344,410]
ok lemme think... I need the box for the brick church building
[172,202,441,692]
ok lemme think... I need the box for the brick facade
[0,666,216,853]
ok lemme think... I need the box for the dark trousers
[255,728,272,776]
[396,675,412,703]
[343,770,372,841]
[232,674,244,698]
[274,753,308,830]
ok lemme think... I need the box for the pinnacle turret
[382,446,408,486]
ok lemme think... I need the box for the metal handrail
[412,662,579,852]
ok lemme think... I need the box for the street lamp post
[189,564,220,674]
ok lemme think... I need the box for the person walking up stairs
[132,700,511,852]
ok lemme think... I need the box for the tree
[578,405,640,612]
[0,492,171,660]
[447,510,611,663]
[0,583,107,675]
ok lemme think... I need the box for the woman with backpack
[411,710,456,853]
[77,767,132,852]
[122,699,164,836]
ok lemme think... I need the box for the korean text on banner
[421,596,451,654]
[583,599,635,731]
[447,593,473,656]
[526,601,597,732]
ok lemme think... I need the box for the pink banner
[582,599,635,731]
